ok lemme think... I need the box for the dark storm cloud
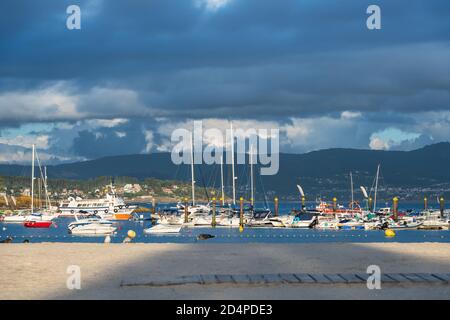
[1,0,450,119]
[0,0,450,161]
[71,120,147,158]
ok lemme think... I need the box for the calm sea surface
[1,202,449,243]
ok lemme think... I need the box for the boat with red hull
[24,220,52,228]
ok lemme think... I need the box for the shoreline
[1,242,450,299]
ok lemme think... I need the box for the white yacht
[278,213,318,228]
[176,202,211,215]
[217,215,242,227]
[419,218,450,230]
[58,184,136,220]
[144,223,182,234]
[68,215,117,235]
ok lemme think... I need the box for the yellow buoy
[239,225,244,233]
[384,229,395,237]
[127,230,136,239]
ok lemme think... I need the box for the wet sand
[1,243,450,299]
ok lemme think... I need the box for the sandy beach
[1,242,450,300]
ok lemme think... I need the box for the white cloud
[0,83,149,123]
[368,127,421,151]
[0,83,80,122]
[341,111,362,120]
[86,118,129,128]
[115,131,127,138]
[0,143,72,164]
[0,134,49,149]
[195,0,231,11]
[369,137,390,150]
[144,130,154,153]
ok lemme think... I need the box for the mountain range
[1,142,450,198]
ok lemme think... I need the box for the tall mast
[250,145,254,206]
[44,166,48,208]
[31,144,35,214]
[44,166,51,209]
[35,151,51,210]
[38,176,41,209]
[350,171,354,210]
[220,155,225,206]
[373,164,380,212]
[190,133,195,206]
[230,122,236,206]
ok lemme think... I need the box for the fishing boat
[68,215,116,235]
[144,223,182,234]
[314,200,363,217]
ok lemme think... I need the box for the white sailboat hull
[2,215,27,223]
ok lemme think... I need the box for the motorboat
[364,221,381,230]
[277,212,318,228]
[245,208,273,228]
[381,218,423,230]
[217,215,242,227]
[192,215,213,226]
[376,207,392,215]
[176,202,211,215]
[315,217,340,230]
[337,218,365,230]
[418,217,450,230]
[144,223,182,234]
[68,215,116,235]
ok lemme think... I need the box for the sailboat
[245,145,277,227]
[2,211,28,223]
[216,124,242,227]
[24,145,56,228]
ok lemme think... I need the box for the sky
[0,0,449,163]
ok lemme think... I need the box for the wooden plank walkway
[121,273,450,287]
